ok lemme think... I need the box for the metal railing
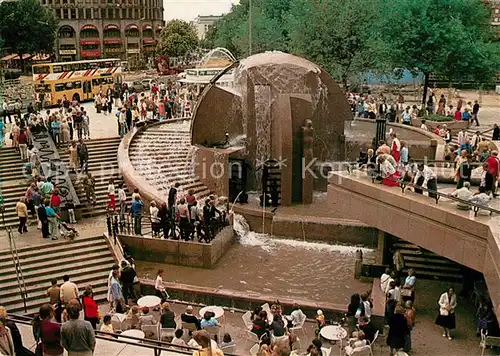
[8,314,240,356]
[366,172,500,217]
[0,208,28,313]
[107,210,230,242]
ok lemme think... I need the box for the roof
[32,58,121,67]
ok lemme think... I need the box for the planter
[412,117,468,135]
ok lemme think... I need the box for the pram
[59,220,79,240]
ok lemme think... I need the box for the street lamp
[248,0,252,56]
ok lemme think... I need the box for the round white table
[320,325,348,341]
[199,305,225,319]
[119,329,145,343]
[137,295,161,309]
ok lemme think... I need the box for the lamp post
[248,0,252,56]
[375,114,387,148]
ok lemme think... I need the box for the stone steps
[129,122,211,202]
[0,148,32,228]
[450,127,493,147]
[58,138,123,219]
[0,235,114,314]
[392,241,464,282]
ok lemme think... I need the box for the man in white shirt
[457,128,469,146]
[380,268,394,294]
[469,186,491,212]
[414,164,438,198]
[287,303,306,327]
[60,275,79,305]
[451,182,473,210]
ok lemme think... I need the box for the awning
[0,54,17,61]
[143,39,155,44]
[80,40,100,45]
[104,24,120,30]
[0,54,33,61]
[157,25,163,30]
[104,39,122,45]
[143,24,153,30]
[125,24,138,30]
[32,54,50,61]
[81,24,98,31]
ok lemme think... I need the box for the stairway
[450,127,493,147]
[129,121,211,201]
[58,138,124,217]
[0,147,31,228]
[392,241,463,282]
[0,235,115,315]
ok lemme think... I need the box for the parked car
[125,81,144,93]
[140,78,154,90]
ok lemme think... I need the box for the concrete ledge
[327,170,500,319]
[233,203,379,247]
[118,226,234,268]
[139,278,384,328]
[412,117,468,135]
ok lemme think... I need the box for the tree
[156,20,198,58]
[204,0,290,57]
[376,0,500,103]
[285,0,388,89]
[0,0,57,72]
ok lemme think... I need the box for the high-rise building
[40,0,164,65]
[191,15,222,40]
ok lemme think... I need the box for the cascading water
[233,214,374,256]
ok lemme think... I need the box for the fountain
[191,51,353,206]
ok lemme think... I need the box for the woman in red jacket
[82,286,99,329]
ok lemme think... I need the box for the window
[62,9,69,19]
[70,8,76,19]
[86,8,91,19]
[35,84,51,92]
[55,83,66,92]
[53,65,62,73]
[33,66,51,74]
[122,8,127,18]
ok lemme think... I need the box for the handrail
[0,209,28,313]
[8,315,240,356]
[367,172,500,217]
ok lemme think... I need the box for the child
[126,306,140,329]
[138,306,156,327]
[220,333,235,349]
[171,329,187,348]
[66,196,76,224]
[100,315,114,337]
[315,309,326,336]
[107,178,116,211]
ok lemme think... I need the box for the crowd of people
[108,181,228,243]
[358,123,500,212]
[347,90,481,128]
[93,80,196,129]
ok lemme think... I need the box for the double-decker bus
[32,58,122,106]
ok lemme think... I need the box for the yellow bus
[32,58,122,106]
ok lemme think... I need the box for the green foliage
[285,0,388,87]
[377,0,500,99]
[0,0,57,62]
[420,114,453,122]
[156,20,199,58]
[204,0,289,57]
[207,0,500,91]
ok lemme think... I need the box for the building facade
[40,0,164,65]
[191,15,222,40]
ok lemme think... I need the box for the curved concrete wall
[117,119,188,205]
[345,118,445,161]
[327,171,500,319]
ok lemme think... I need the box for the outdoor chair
[141,324,160,340]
